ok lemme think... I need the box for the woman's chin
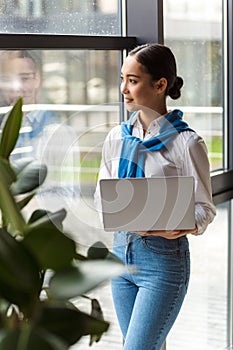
[124,102,139,112]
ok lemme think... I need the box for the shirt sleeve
[94,128,119,215]
[182,133,216,235]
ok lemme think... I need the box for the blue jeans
[111,232,190,350]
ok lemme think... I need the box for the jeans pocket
[142,236,180,255]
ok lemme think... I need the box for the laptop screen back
[99,176,195,232]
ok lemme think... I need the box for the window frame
[0,34,137,50]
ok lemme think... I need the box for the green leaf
[0,299,10,329]
[36,304,109,346]
[89,298,104,345]
[11,158,34,175]
[27,208,67,229]
[28,209,51,224]
[23,223,76,270]
[0,98,23,160]
[0,228,41,310]
[0,328,68,350]
[106,250,125,264]
[0,158,16,186]
[87,241,109,260]
[11,159,47,195]
[16,192,35,211]
[0,162,26,235]
[74,252,87,261]
[0,304,19,331]
[90,298,104,321]
[49,260,127,299]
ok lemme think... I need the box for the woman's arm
[94,126,121,211]
[133,132,216,239]
[182,133,216,235]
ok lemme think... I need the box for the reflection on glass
[0,49,120,252]
[167,203,228,350]
[164,0,223,171]
[0,50,61,160]
[0,0,120,35]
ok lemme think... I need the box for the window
[164,0,223,172]
[0,0,121,35]
[164,1,228,349]
[0,48,121,251]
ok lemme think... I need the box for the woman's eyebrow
[121,73,141,78]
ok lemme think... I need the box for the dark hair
[0,50,41,73]
[129,43,183,100]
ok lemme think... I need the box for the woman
[0,50,60,159]
[95,43,216,350]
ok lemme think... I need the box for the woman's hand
[132,226,198,239]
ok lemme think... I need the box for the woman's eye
[129,79,137,84]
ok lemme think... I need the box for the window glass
[164,0,223,171]
[0,49,120,252]
[164,2,227,349]
[0,0,120,35]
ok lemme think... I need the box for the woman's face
[0,57,40,105]
[120,55,161,113]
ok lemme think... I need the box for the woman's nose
[121,81,129,94]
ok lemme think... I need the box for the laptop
[99,176,195,232]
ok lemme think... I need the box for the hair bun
[168,76,183,100]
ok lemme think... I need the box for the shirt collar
[131,111,168,136]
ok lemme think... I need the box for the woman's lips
[124,98,133,103]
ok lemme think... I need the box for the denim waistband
[113,231,189,252]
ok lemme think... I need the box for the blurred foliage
[0,98,125,350]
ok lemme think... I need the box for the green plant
[0,98,125,349]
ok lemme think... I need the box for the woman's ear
[35,72,41,89]
[155,78,167,94]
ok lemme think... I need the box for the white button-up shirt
[95,112,216,234]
